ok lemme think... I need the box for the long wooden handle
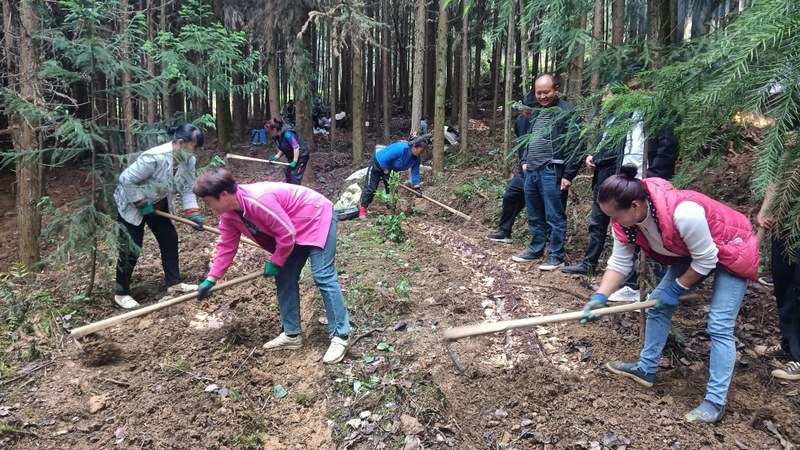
[154,210,260,248]
[226,153,290,166]
[69,270,264,339]
[443,300,656,341]
[399,184,472,220]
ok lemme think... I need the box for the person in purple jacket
[192,168,351,364]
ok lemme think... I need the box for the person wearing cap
[486,96,539,243]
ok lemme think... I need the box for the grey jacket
[114,142,199,226]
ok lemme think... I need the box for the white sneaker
[323,337,349,364]
[167,283,198,293]
[114,295,140,309]
[608,286,640,302]
[263,332,303,351]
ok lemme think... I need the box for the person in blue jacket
[358,135,428,219]
[266,117,310,185]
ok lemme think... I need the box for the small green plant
[394,275,410,302]
[375,172,407,243]
[166,359,190,376]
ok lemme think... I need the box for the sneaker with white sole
[323,336,349,364]
[756,344,789,358]
[538,256,564,271]
[263,332,303,351]
[114,295,140,309]
[487,230,513,244]
[608,286,640,302]
[167,283,198,293]
[772,361,800,380]
[511,250,544,263]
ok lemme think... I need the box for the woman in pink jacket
[192,168,351,364]
[581,164,758,423]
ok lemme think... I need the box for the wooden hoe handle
[399,184,472,220]
[69,270,264,339]
[442,300,657,341]
[226,153,291,166]
[154,210,260,248]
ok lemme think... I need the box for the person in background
[755,181,800,380]
[487,96,538,243]
[512,73,583,271]
[581,164,758,423]
[562,93,678,303]
[285,99,296,124]
[113,124,205,309]
[266,118,310,185]
[193,168,351,364]
[419,116,429,135]
[358,135,428,219]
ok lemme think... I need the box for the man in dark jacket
[487,96,539,243]
[562,108,678,300]
[512,74,584,271]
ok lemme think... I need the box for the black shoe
[538,256,564,271]
[511,250,544,262]
[562,261,594,275]
[758,276,774,287]
[487,230,513,244]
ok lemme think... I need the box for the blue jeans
[524,165,567,258]
[274,217,351,338]
[637,257,747,405]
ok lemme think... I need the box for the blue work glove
[264,261,281,277]
[653,279,688,310]
[270,155,279,162]
[137,201,155,216]
[185,208,204,231]
[580,293,609,324]
[197,279,216,300]
[289,160,297,168]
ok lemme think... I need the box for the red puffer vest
[611,178,758,280]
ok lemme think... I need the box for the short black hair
[166,123,204,148]
[193,168,238,199]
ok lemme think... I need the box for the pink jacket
[208,182,333,279]
[611,178,758,280]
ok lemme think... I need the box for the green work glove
[270,155,279,162]
[185,208,204,231]
[197,279,216,300]
[264,261,281,277]
[580,293,609,324]
[289,160,297,168]
[137,201,155,216]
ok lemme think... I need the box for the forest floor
[0,114,798,450]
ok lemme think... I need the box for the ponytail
[166,123,204,148]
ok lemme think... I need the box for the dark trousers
[496,169,526,235]
[359,158,388,208]
[115,208,181,295]
[584,191,611,267]
[772,238,800,362]
[285,158,308,185]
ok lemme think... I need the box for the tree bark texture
[410,0,426,136]
[352,35,364,163]
[502,5,515,156]
[459,0,469,155]
[433,0,447,174]
[590,0,604,92]
[266,35,281,120]
[382,0,391,141]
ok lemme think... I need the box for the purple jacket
[208,182,333,279]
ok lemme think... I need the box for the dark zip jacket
[523,98,584,182]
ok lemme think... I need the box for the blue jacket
[375,142,421,185]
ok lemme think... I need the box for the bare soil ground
[1,116,798,449]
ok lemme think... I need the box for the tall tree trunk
[233,72,246,139]
[520,0,530,93]
[145,0,157,124]
[330,33,338,152]
[424,1,436,119]
[266,34,281,120]
[160,0,173,119]
[590,0,604,93]
[3,0,43,268]
[121,0,135,153]
[352,35,364,163]
[502,4,515,156]
[382,0,391,141]
[410,0,426,136]
[648,0,672,67]
[471,1,484,116]
[612,0,625,45]
[449,26,458,125]
[691,0,714,38]
[433,0,447,174]
[566,11,586,96]
[459,0,469,155]
[490,33,502,136]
